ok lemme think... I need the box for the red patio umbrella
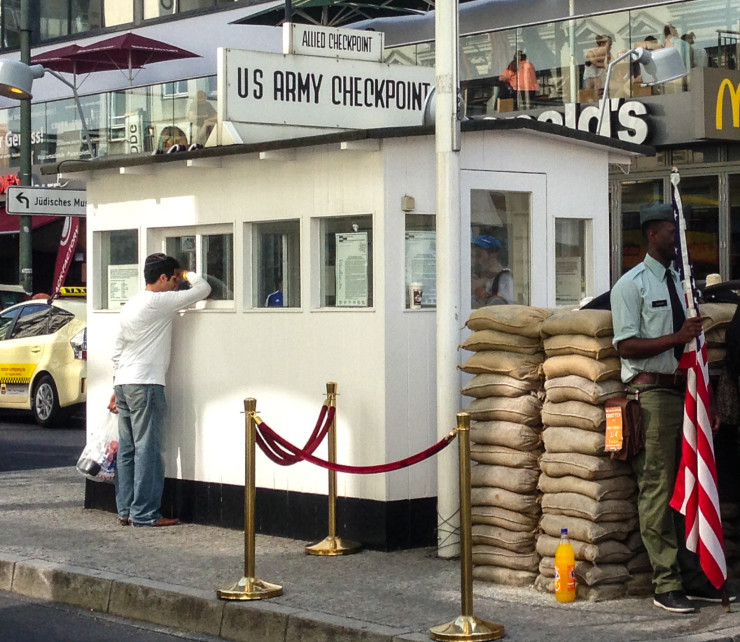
[30,44,121,88]
[73,33,200,85]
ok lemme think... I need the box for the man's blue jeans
[114,384,167,525]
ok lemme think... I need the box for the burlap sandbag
[462,373,542,398]
[626,572,654,597]
[541,492,637,522]
[471,486,540,515]
[544,375,625,405]
[541,400,605,431]
[471,544,540,571]
[626,551,652,573]
[699,303,737,332]
[536,533,632,563]
[535,574,624,600]
[473,565,537,587]
[543,334,617,360]
[466,305,551,337]
[459,350,544,381]
[470,444,541,469]
[539,557,629,586]
[542,426,606,456]
[471,463,539,494]
[626,530,646,552]
[460,329,542,355]
[537,473,636,501]
[470,421,542,451]
[705,327,726,347]
[539,452,631,480]
[472,505,539,532]
[540,309,613,338]
[542,355,621,382]
[465,395,542,427]
[707,348,725,367]
[472,524,536,553]
[539,513,637,543]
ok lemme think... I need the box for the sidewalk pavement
[3,466,740,642]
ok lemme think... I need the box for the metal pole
[18,0,32,295]
[306,382,361,555]
[46,69,95,158]
[435,0,462,561]
[430,414,505,641]
[217,398,282,600]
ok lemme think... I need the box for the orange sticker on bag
[605,405,624,452]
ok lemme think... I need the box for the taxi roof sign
[58,286,86,297]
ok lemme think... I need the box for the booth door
[461,170,547,314]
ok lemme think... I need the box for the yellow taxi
[0,287,87,426]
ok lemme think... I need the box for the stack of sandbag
[535,309,638,601]
[459,305,551,587]
[700,302,738,369]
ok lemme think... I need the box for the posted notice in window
[335,232,368,307]
[405,230,436,306]
[108,264,139,308]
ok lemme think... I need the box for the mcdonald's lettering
[716,78,740,130]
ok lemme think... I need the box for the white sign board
[405,230,437,306]
[284,23,384,62]
[222,48,434,129]
[335,231,368,307]
[108,264,139,308]
[6,186,87,216]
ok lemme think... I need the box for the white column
[435,0,462,559]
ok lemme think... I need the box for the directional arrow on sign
[14,191,29,210]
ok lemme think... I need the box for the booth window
[319,215,373,308]
[95,229,138,310]
[165,231,234,304]
[251,220,300,308]
[555,219,592,307]
[470,190,530,307]
[405,213,436,308]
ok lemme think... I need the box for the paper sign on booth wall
[335,232,368,307]
[405,231,437,306]
[108,264,139,308]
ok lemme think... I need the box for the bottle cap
[561,528,568,535]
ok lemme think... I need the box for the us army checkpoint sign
[220,48,435,130]
[6,186,87,216]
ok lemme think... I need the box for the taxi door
[0,303,50,407]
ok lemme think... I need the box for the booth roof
[40,118,654,177]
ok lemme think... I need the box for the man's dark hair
[144,253,179,284]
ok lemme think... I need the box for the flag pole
[669,167,730,608]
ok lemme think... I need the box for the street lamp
[597,46,687,136]
[0,59,95,157]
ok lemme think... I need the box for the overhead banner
[221,48,434,130]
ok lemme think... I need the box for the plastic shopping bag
[76,411,119,483]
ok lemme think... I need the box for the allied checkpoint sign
[221,26,435,130]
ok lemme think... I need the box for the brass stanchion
[430,413,505,641]
[305,382,361,556]
[217,398,283,600]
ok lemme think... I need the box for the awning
[0,206,59,235]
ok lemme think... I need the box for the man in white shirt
[108,253,211,527]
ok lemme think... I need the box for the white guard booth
[68,114,647,549]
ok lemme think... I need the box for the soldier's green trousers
[628,385,705,594]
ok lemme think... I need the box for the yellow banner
[0,363,36,384]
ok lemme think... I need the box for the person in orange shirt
[499,51,539,109]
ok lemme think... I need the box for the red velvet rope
[255,419,456,474]
[256,405,334,466]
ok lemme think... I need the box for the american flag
[668,168,727,589]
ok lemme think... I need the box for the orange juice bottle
[554,528,576,603]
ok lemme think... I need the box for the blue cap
[472,235,502,250]
[639,203,674,226]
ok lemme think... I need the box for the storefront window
[95,229,138,310]
[470,189,530,307]
[319,215,373,308]
[680,175,719,281]
[166,230,234,302]
[405,214,436,308]
[555,219,592,307]
[619,179,663,275]
[251,220,300,308]
[730,174,740,280]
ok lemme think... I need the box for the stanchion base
[430,615,505,641]
[305,535,362,556]
[217,576,283,601]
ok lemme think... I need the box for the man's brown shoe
[133,517,180,527]
[118,517,131,526]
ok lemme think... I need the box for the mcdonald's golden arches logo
[716,78,740,130]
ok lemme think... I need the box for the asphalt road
[0,409,85,472]
[0,591,223,642]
